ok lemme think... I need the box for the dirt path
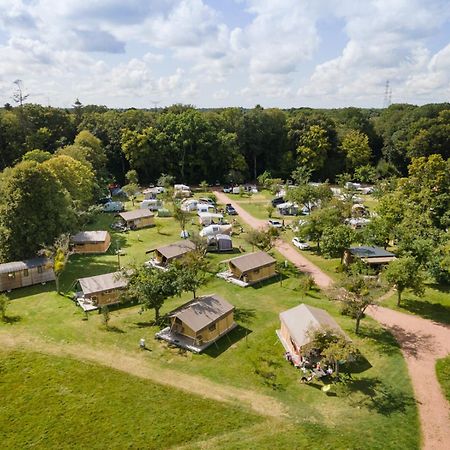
[216,189,450,449]
[0,330,286,419]
[215,191,333,289]
[368,306,450,450]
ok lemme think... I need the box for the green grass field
[436,355,450,403]
[0,199,420,449]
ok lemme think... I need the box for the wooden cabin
[228,251,276,285]
[76,271,128,310]
[117,209,154,230]
[0,257,55,291]
[71,231,111,254]
[156,294,236,352]
[344,246,395,268]
[277,304,346,359]
[150,240,196,268]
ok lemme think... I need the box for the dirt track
[216,189,450,450]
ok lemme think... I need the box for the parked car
[268,219,283,228]
[110,222,128,232]
[271,196,285,207]
[103,201,124,212]
[222,186,232,193]
[198,197,216,205]
[225,204,237,215]
[292,237,310,250]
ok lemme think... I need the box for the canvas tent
[207,234,233,252]
[156,294,237,352]
[277,303,347,356]
[0,257,55,291]
[70,231,111,254]
[344,246,395,267]
[148,240,196,268]
[227,251,276,285]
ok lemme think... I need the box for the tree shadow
[234,307,256,324]
[388,325,435,359]
[358,325,401,356]
[342,355,373,374]
[133,321,156,329]
[399,298,450,325]
[342,377,415,416]
[7,282,56,300]
[252,274,284,289]
[203,325,252,358]
[107,325,125,334]
[2,315,22,324]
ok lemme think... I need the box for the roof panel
[229,251,276,273]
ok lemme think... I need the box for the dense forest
[1,102,449,185]
[0,102,449,283]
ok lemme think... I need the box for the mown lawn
[436,355,450,402]
[0,351,261,450]
[382,284,450,325]
[0,207,420,449]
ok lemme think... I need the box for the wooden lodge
[149,240,196,268]
[344,246,395,268]
[70,231,111,254]
[0,257,55,291]
[117,209,154,230]
[156,294,237,352]
[227,251,276,285]
[76,271,128,311]
[277,304,347,362]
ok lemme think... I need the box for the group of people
[284,351,333,383]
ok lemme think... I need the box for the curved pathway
[216,189,450,450]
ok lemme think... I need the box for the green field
[0,198,420,449]
[436,355,450,403]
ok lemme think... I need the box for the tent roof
[170,294,234,332]
[280,304,345,348]
[0,257,52,275]
[349,246,395,259]
[229,251,275,273]
[78,271,128,295]
[71,231,109,244]
[118,209,154,221]
[155,240,196,260]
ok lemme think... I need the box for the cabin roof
[229,251,275,273]
[155,240,196,259]
[118,209,154,221]
[0,257,52,274]
[78,271,128,295]
[349,246,395,259]
[280,303,346,348]
[71,230,109,244]
[169,294,234,332]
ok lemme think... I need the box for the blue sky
[0,0,449,108]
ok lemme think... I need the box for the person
[139,338,146,350]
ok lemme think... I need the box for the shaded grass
[382,284,450,325]
[0,351,261,450]
[436,355,450,403]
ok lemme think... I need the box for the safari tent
[0,257,55,291]
[277,304,346,357]
[70,231,111,254]
[207,234,233,253]
[75,271,128,311]
[117,209,154,230]
[227,251,276,285]
[148,240,196,268]
[156,294,237,352]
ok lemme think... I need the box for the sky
[0,0,449,109]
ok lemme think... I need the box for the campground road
[215,189,450,450]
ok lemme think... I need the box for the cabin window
[23,269,29,277]
[253,268,260,274]
[8,272,15,279]
[37,266,43,274]
[208,323,217,332]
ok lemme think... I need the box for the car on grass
[268,219,283,228]
[225,204,237,215]
[222,186,232,193]
[292,237,310,250]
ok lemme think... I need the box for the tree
[354,164,377,183]
[384,257,425,306]
[73,130,107,177]
[101,305,110,329]
[245,228,278,251]
[173,252,209,298]
[305,327,356,375]
[124,266,178,322]
[173,204,189,235]
[22,149,52,163]
[341,130,372,172]
[296,125,331,173]
[0,293,9,322]
[321,225,355,263]
[0,160,74,261]
[12,79,29,107]
[122,170,140,206]
[157,173,175,188]
[334,275,378,334]
[199,180,209,192]
[39,234,71,294]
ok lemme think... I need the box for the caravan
[198,212,224,227]
[140,199,163,211]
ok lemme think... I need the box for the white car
[268,219,283,228]
[292,237,310,250]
